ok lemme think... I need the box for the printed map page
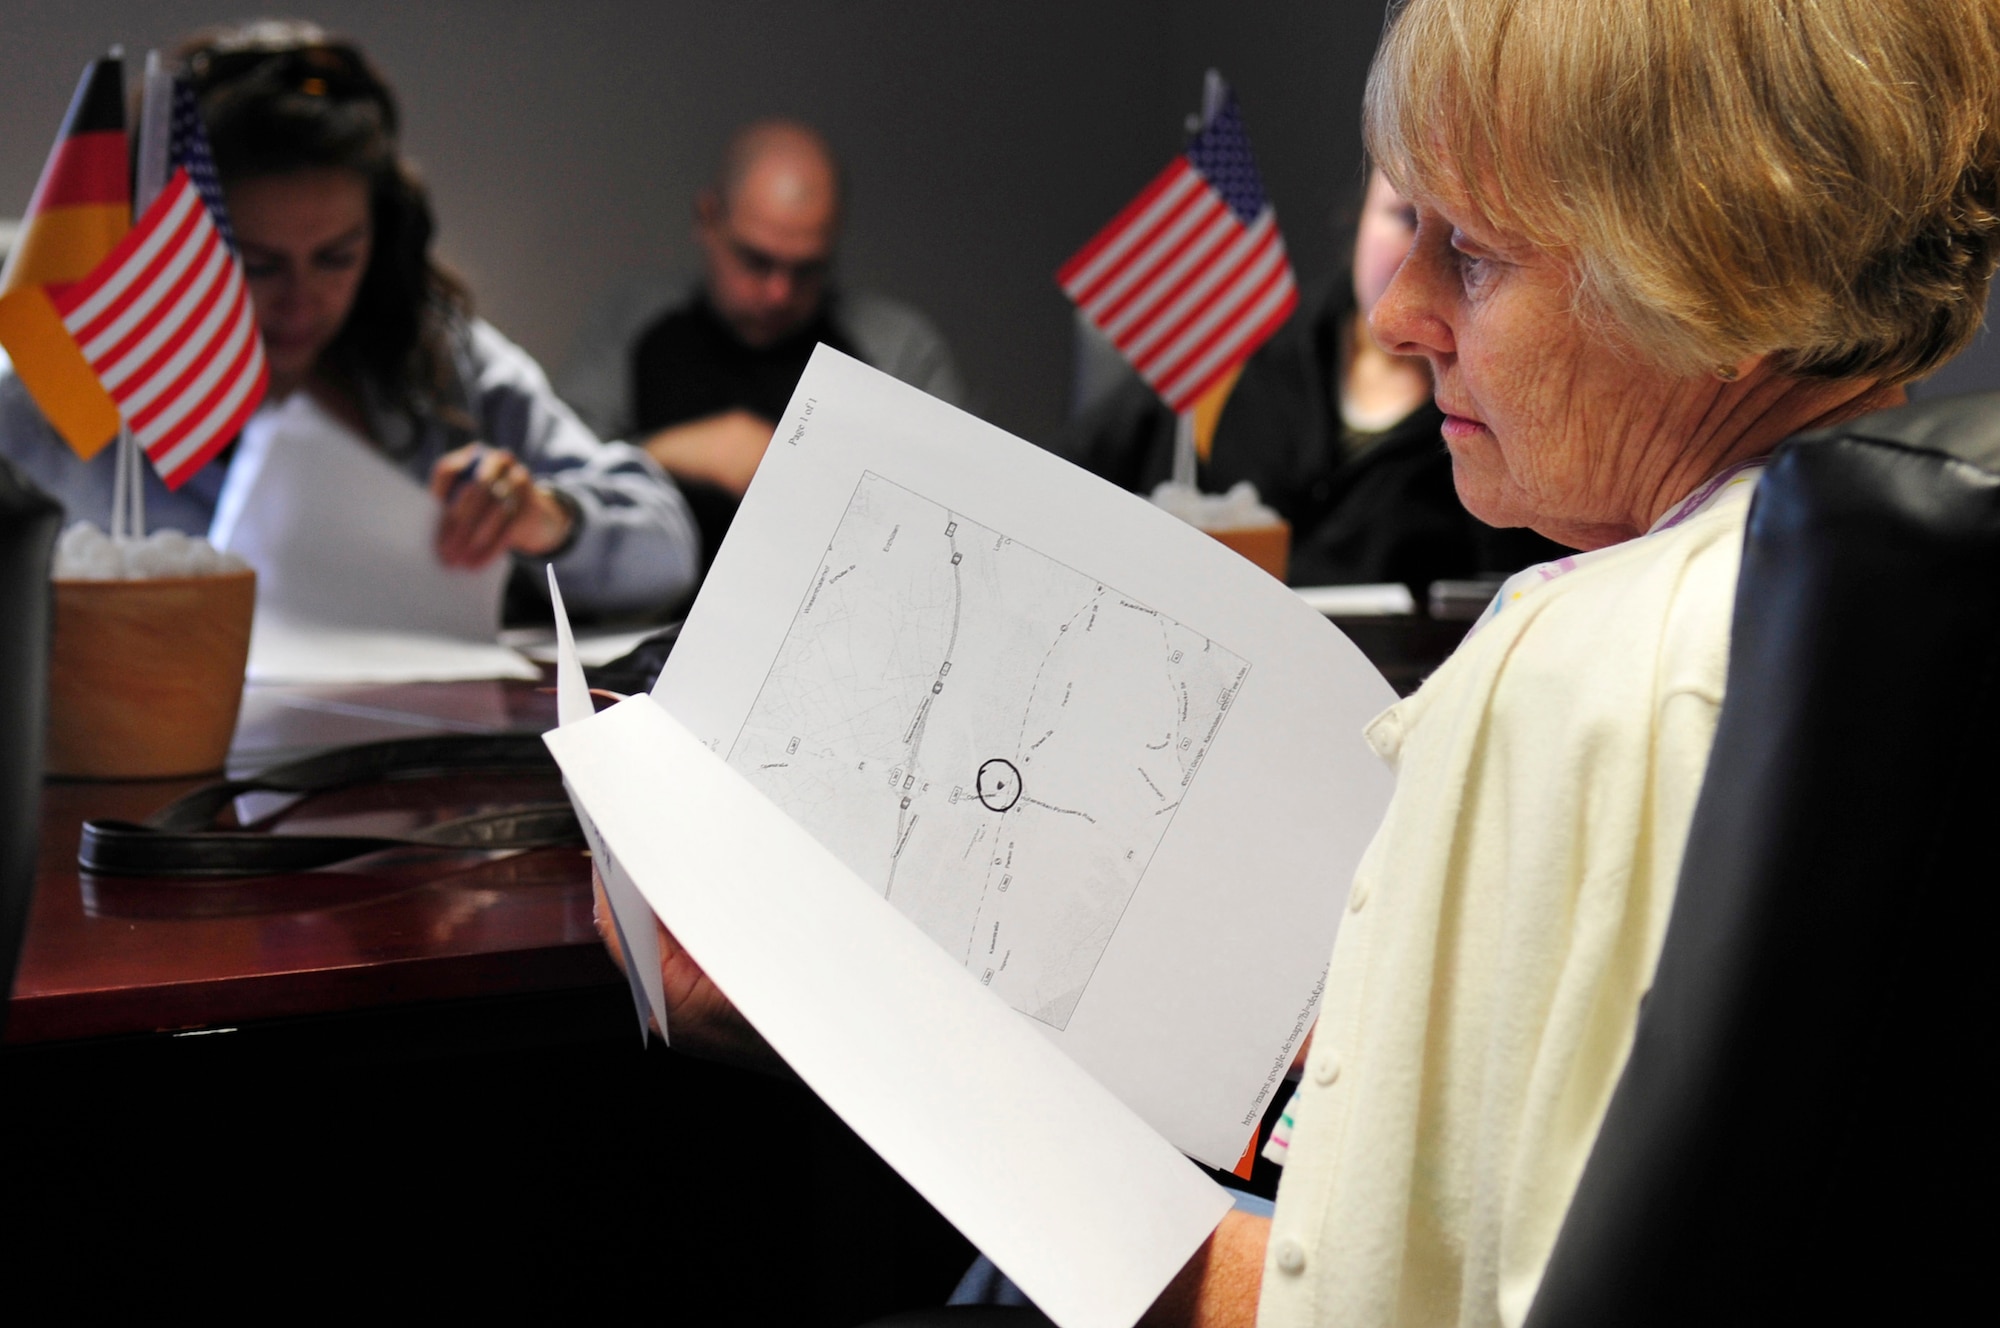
[728,471,1249,1028]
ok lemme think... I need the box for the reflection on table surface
[11,614,1467,1047]
[8,677,614,1046]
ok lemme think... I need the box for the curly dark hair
[179,20,472,421]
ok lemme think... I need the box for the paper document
[500,623,665,669]
[548,700,1232,1328]
[1294,582,1417,617]
[211,392,531,682]
[241,618,538,684]
[655,348,1398,1165]
[548,568,671,1044]
[543,349,1401,1326]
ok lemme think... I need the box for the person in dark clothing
[624,280,860,563]
[630,296,858,444]
[1054,168,1566,595]
[557,119,964,570]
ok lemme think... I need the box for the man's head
[696,119,842,348]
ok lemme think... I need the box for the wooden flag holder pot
[1205,518,1291,582]
[47,569,255,779]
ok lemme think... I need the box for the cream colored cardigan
[1260,480,1756,1328]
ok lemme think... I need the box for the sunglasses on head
[185,39,397,130]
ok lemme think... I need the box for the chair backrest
[1525,393,2000,1325]
[1068,307,1143,422]
[0,458,61,1036]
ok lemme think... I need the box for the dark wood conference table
[6,612,1465,1048]
[2,618,1461,1318]
[0,674,972,1320]
[6,675,618,1047]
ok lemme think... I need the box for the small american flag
[1058,85,1298,413]
[53,168,267,489]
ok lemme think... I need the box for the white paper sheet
[500,624,666,668]
[548,568,671,1044]
[1294,582,1418,617]
[240,617,539,684]
[211,392,528,682]
[653,348,1399,1167]
[545,697,1232,1328]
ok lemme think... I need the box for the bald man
[557,119,965,565]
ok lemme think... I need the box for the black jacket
[1053,286,1567,593]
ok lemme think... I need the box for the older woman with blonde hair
[1135,0,2000,1325]
[596,0,1999,1323]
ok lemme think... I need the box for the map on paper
[727,471,1250,1029]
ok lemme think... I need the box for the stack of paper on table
[1294,581,1419,617]
[543,349,1399,1328]
[499,623,665,669]
[209,391,537,683]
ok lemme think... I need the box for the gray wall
[1163,0,1388,294]
[0,1,1389,443]
[5,3,1994,435]
[1913,285,2000,400]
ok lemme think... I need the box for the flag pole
[113,48,168,547]
[135,52,173,217]
[1168,71,1227,494]
[127,425,145,539]
[1201,68,1227,124]
[1172,411,1198,490]
[108,423,129,542]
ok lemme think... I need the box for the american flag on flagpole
[1057,83,1297,414]
[52,167,266,489]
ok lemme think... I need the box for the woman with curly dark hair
[2,20,698,615]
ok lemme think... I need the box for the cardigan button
[1312,1050,1342,1086]
[1274,1238,1308,1276]
[1348,879,1372,912]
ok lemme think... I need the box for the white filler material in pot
[53,522,248,581]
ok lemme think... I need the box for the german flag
[0,55,130,458]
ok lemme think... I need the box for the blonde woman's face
[1367,192,1741,550]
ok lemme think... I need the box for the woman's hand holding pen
[429,443,575,567]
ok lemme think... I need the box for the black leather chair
[1527,392,2000,1326]
[0,458,62,1039]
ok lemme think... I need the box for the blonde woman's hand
[590,866,784,1074]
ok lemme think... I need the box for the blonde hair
[1365,0,2000,383]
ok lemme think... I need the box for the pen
[441,444,492,504]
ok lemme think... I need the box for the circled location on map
[976,759,1023,812]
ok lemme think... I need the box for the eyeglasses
[185,38,398,132]
[726,237,832,288]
